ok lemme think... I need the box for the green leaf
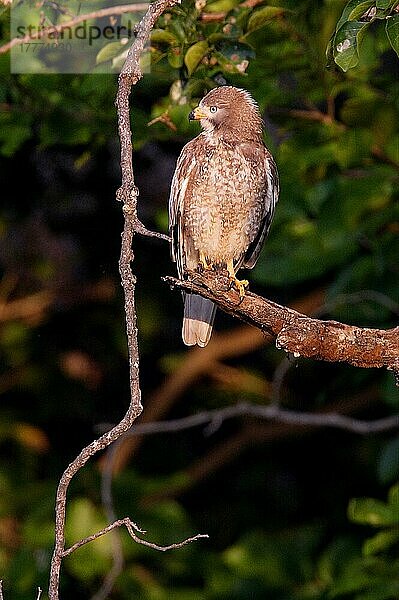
[168,46,184,69]
[213,51,245,73]
[348,497,399,526]
[246,6,284,34]
[96,40,129,65]
[151,28,179,45]
[348,0,375,21]
[336,0,374,30]
[0,121,31,157]
[204,0,240,13]
[184,41,209,75]
[167,20,187,43]
[223,527,322,588]
[215,39,255,68]
[333,20,370,70]
[363,530,399,556]
[386,14,399,56]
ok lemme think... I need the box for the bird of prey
[169,85,279,347]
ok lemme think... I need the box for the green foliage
[344,484,399,597]
[348,486,399,528]
[386,13,399,53]
[327,0,399,71]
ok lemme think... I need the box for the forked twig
[63,517,207,557]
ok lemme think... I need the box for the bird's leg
[226,259,248,299]
[198,251,212,273]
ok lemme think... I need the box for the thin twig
[0,580,3,600]
[113,402,399,436]
[134,218,171,242]
[277,107,334,125]
[0,3,149,55]
[98,400,399,519]
[63,517,207,557]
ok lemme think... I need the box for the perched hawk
[169,86,279,347]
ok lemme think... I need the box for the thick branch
[164,271,399,377]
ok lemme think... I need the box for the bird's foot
[230,277,249,300]
[197,252,212,273]
[225,259,248,299]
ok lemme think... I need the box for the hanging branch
[164,270,399,379]
[47,1,207,599]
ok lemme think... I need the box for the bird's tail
[182,293,216,347]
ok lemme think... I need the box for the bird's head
[188,86,263,142]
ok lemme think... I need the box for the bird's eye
[209,106,217,113]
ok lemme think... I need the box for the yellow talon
[234,278,249,299]
[226,260,248,299]
[198,251,212,272]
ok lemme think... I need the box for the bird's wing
[243,148,279,269]
[168,138,199,279]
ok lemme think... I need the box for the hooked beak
[188,106,208,121]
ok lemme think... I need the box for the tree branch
[48,1,185,599]
[139,387,392,504]
[133,217,171,242]
[0,3,149,55]
[123,401,399,436]
[62,517,207,557]
[99,382,397,513]
[164,271,399,380]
